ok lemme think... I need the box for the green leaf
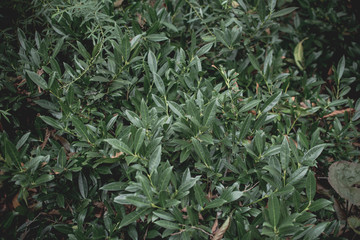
[261,91,282,114]
[301,144,327,164]
[238,114,252,141]
[148,50,157,74]
[205,198,227,209]
[119,208,150,229]
[271,7,298,18]
[147,34,168,42]
[52,37,64,58]
[76,41,91,60]
[34,174,54,185]
[153,210,176,221]
[104,139,133,155]
[16,132,31,150]
[168,101,184,118]
[308,199,333,211]
[191,138,207,165]
[287,167,308,186]
[78,172,88,199]
[34,99,59,111]
[134,128,146,153]
[239,100,261,113]
[121,35,131,62]
[194,183,205,207]
[100,182,126,191]
[153,73,165,95]
[303,222,328,240]
[159,166,173,191]
[280,137,290,170]
[154,220,179,230]
[306,171,316,202]
[72,117,91,142]
[336,55,345,80]
[114,195,151,208]
[203,99,217,126]
[106,115,118,131]
[57,148,66,168]
[149,145,161,174]
[248,53,261,73]
[125,110,142,128]
[196,43,213,56]
[294,38,308,71]
[26,70,48,90]
[268,194,280,227]
[4,138,21,168]
[90,76,110,82]
[40,116,63,129]
[137,174,153,202]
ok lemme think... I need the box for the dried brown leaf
[12,192,20,209]
[114,0,124,8]
[212,216,231,240]
[323,108,354,119]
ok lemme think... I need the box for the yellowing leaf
[294,38,308,71]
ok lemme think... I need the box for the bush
[0,0,359,239]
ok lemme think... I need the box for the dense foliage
[0,0,359,239]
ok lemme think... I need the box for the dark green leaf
[203,99,217,126]
[104,139,133,155]
[271,7,298,18]
[261,91,282,114]
[100,182,126,191]
[154,220,179,230]
[34,174,54,185]
[306,171,316,202]
[26,70,48,90]
[16,132,31,150]
[239,100,261,113]
[148,50,157,74]
[280,137,290,170]
[248,53,261,73]
[78,172,88,199]
[268,194,280,227]
[149,145,161,174]
[196,43,213,56]
[4,139,21,168]
[40,116,63,129]
[119,208,150,229]
[153,73,165,95]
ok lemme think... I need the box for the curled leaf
[294,38,308,71]
[212,216,231,240]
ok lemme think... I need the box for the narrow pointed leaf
[261,91,282,113]
[26,70,48,90]
[16,132,31,150]
[306,171,316,202]
[153,73,165,95]
[268,194,280,227]
[149,145,161,174]
[203,99,217,126]
[104,139,133,155]
[272,7,298,18]
[248,53,261,72]
[280,136,290,169]
[119,208,150,229]
[148,50,157,74]
[72,117,91,142]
